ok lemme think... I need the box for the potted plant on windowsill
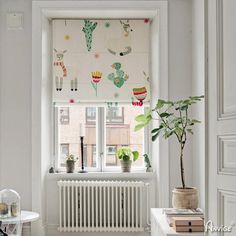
[116,147,139,172]
[66,154,78,173]
[135,96,204,209]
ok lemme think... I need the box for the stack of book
[163,208,204,233]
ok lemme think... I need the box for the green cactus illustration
[107,62,129,88]
[82,20,97,51]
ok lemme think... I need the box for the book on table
[163,209,205,232]
[163,208,204,216]
[166,216,204,227]
[172,216,204,226]
[173,225,204,232]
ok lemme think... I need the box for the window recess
[52,19,151,172]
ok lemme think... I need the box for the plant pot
[172,187,198,209]
[66,160,75,173]
[120,160,132,172]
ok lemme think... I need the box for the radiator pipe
[145,183,151,227]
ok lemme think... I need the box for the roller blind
[52,19,150,106]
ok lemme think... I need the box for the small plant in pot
[66,154,78,173]
[135,95,204,209]
[116,147,139,172]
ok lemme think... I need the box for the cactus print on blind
[107,62,128,88]
[82,20,98,52]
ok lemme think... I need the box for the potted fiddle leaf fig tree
[135,95,204,209]
[116,147,139,172]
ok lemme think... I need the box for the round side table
[0,211,39,235]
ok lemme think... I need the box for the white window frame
[32,2,168,234]
[54,105,149,172]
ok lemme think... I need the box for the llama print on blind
[54,49,67,76]
[70,78,78,91]
[53,49,67,91]
[107,62,129,88]
[82,20,98,52]
[67,66,79,92]
[107,20,133,56]
[55,76,63,92]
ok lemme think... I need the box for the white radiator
[58,180,149,232]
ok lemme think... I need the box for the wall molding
[216,0,236,120]
[218,134,236,176]
[218,189,236,236]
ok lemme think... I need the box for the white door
[208,0,236,235]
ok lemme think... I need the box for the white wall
[0,0,32,210]
[168,0,193,195]
[0,0,201,235]
[191,0,205,210]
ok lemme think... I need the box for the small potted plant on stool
[66,154,78,173]
[116,147,139,172]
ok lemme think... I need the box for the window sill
[46,171,156,180]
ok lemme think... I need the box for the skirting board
[46,224,150,236]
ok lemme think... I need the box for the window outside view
[58,106,145,169]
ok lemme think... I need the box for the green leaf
[175,127,183,137]
[183,99,191,104]
[167,131,174,138]
[191,119,201,123]
[152,132,160,141]
[135,114,146,122]
[146,114,152,122]
[134,123,146,132]
[163,130,174,139]
[156,99,165,109]
[176,100,183,104]
[164,101,174,105]
[170,117,182,124]
[189,95,204,101]
[187,129,194,135]
[123,155,130,161]
[151,128,160,133]
[132,151,139,161]
[145,109,152,116]
[160,112,171,118]
[180,105,188,111]
[151,125,163,134]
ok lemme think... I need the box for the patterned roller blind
[52,19,150,106]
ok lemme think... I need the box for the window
[86,107,96,124]
[106,107,124,124]
[59,107,70,125]
[53,19,150,171]
[60,143,69,166]
[86,107,124,124]
[56,105,148,171]
[106,145,118,166]
[57,106,97,169]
